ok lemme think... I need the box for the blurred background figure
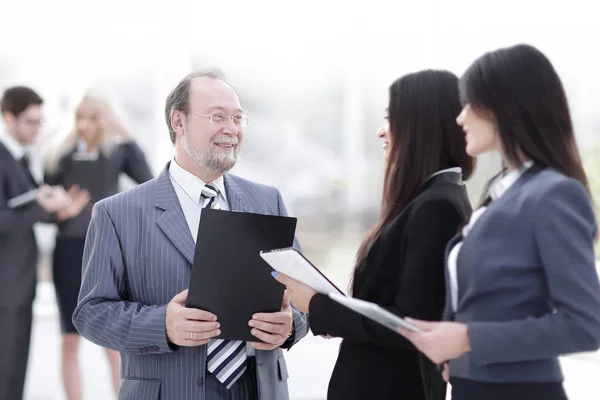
[43,90,153,400]
[0,86,73,400]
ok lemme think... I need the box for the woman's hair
[45,89,125,174]
[459,44,591,206]
[354,69,474,270]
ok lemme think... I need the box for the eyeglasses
[19,117,44,127]
[190,111,249,128]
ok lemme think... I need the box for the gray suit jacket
[0,143,53,308]
[73,164,309,400]
[445,167,600,383]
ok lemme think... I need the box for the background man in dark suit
[0,86,74,399]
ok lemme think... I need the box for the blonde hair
[45,89,126,174]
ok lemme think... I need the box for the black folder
[59,158,108,236]
[62,158,107,203]
[186,208,297,342]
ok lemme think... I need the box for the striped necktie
[202,183,248,389]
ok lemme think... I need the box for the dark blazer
[309,172,472,400]
[45,140,153,238]
[445,166,600,383]
[0,141,56,400]
[0,142,53,307]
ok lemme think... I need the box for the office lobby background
[1,0,599,398]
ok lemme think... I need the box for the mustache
[211,135,239,145]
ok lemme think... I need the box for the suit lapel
[155,164,196,265]
[224,174,250,212]
[0,143,35,192]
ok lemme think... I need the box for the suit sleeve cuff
[127,305,175,355]
[308,293,336,336]
[280,325,295,350]
[466,321,497,366]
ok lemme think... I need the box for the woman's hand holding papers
[271,271,316,313]
[396,319,471,364]
[250,290,294,350]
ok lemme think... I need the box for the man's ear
[171,110,185,138]
[1,111,16,126]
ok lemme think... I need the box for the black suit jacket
[0,143,53,308]
[45,141,153,238]
[309,172,472,400]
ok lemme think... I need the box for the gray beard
[182,132,239,175]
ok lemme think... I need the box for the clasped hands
[166,289,293,350]
[37,184,91,220]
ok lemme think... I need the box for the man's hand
[56,186,91,221]
[249,290,293,350]
[37,185,72,213]
[166,289,221,347]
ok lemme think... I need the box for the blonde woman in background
[44,90,153,400]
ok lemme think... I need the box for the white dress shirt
[0,130,26,161]
[168,159,257,356]
[73,139,100,160]
[168,159,229,242]
[448,162,534,311]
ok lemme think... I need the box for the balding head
[165,69,234,144]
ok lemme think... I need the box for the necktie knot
[20,154,30,169]
[201,184,219,209]
[201,184,218,199]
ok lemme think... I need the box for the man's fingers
[181,307,217,322]
[281,289,291,310]
[183,320,220,333]
[249,320,285,335]
[178,327,221,347]
[250,328,282,345]
[185,328,221,342]
[252,311,288,324]
[172,289,188,304]
[251,342,278,351]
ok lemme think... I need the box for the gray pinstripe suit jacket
[73,163,309,400]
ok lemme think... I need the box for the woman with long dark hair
[397,44,600,400]
[274,70,474,400]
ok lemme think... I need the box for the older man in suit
[0,86,74,399]
[73,70,309,400]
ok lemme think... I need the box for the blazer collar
[0,142,37,191]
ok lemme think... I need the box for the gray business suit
[0,142,54,399]
[445,166,600,384]
[73,163,309,400]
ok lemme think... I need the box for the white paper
[259,248,344,295]
[328,293,423,333]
